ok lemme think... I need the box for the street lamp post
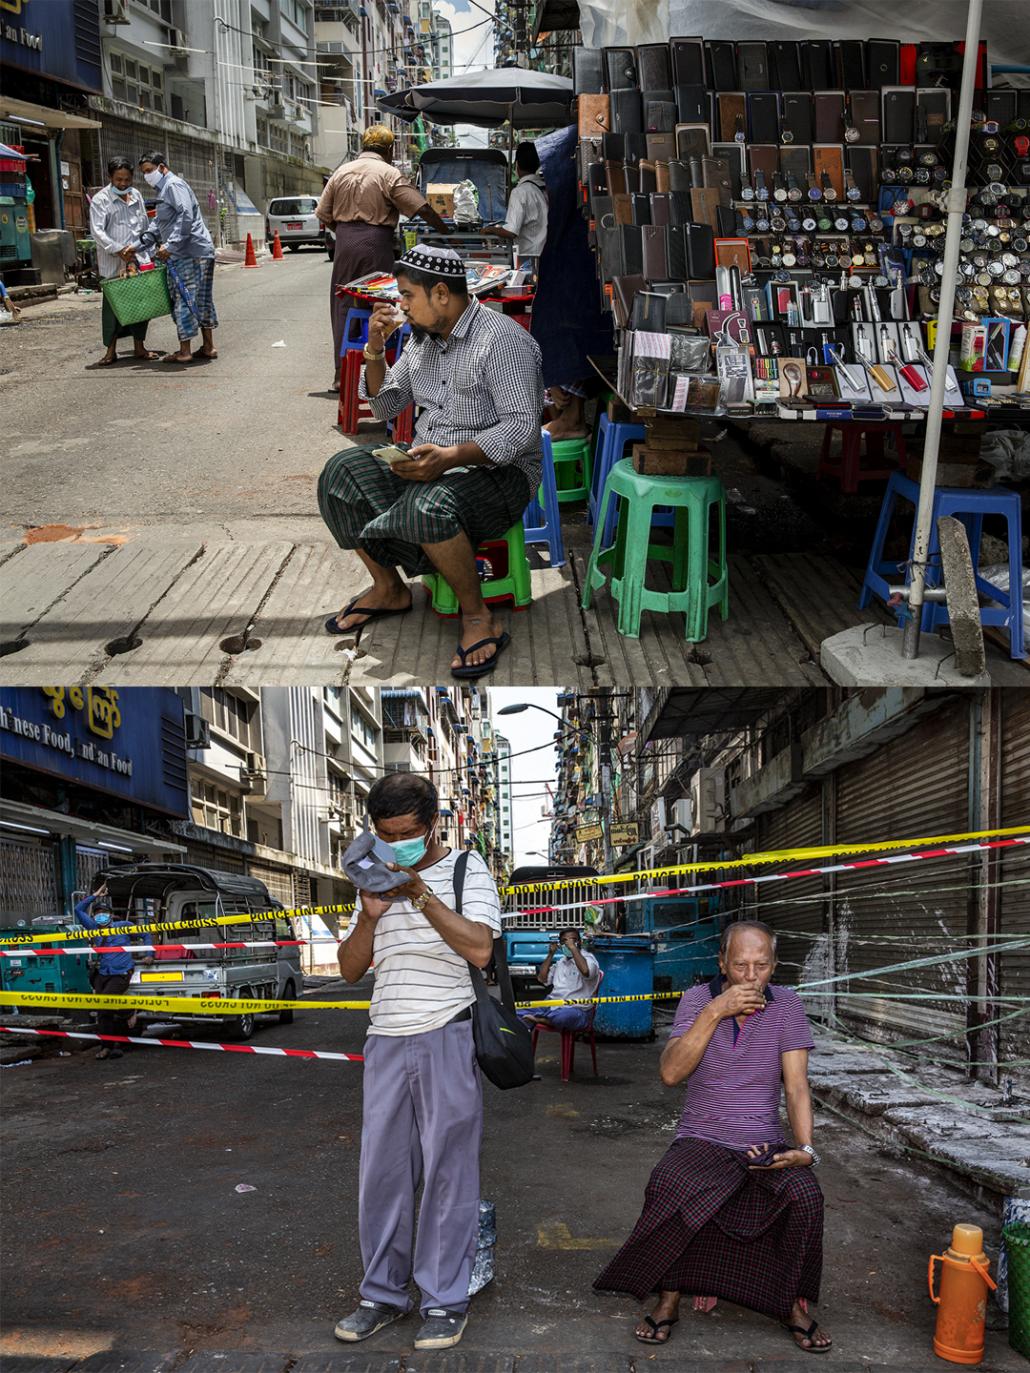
[497,701,613,873]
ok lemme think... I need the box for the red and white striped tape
[5,836,1027,957]
[0,1024,364,1063]
[516,835,1030,916]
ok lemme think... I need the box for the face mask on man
[111,184,130,197]
[143,169,163,187]
[389,826,433,868]
[93,912,111,926]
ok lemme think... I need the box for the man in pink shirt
[595,922,831,1355]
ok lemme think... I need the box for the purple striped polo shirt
[667,975,814,1150]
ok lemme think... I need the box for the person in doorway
[518,927,600,1033]
[483,141,549,270]
[317,244,543,680]
[88,157,161,367]
[531,125,614,439]
[594,921,831,1354]
[334,772,501,1351]
[134,151,218,365]
[316,126,450,389]
[75,883,154,1060]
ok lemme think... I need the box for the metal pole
[901,0,983,659]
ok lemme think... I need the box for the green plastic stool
[549,435,592,504]
[581,459,728,641]
[422,522,532,616]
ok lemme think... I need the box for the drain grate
[219,633,262,654]
[104,635,142,655]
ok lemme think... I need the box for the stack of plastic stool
[588,413,645,530]
[859,470,1025,659]
[423,523,533,616]
[523,433,566,567]
[583,459,728,640]
[547,433,592,503]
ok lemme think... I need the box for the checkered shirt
[358,297,543,489]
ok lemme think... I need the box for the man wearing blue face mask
[335,772,502,1352]
[134,150,218,366]
[75,883,153,1060]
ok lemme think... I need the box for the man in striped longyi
[317,244,544,680]
[594,921,832,1354]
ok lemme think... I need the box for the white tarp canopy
[576,0,1030,70]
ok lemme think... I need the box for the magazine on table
[341,262,512,300]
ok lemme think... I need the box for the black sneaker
[334,1300,406,1342]
[413,1308,468,1350]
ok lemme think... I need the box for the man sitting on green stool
[318,245,544,679]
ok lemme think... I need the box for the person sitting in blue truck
[519,927,600,1033]
[76,883,153,1061]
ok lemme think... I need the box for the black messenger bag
[453,851,535,1090]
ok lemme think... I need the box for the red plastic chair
[531,970,603,1083]
[817,421,907,494]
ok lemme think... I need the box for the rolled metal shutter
[999,692,1030,1070]
[183,840,246,875]
[246,860,294,908]
[752,783,825,1002]
[832,698,971,1049]
[0,835,60,923]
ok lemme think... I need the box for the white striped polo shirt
[668,975,815,1149]
[351,848,501,1037]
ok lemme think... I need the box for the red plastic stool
[392,404,415,443]
[818,422,907,494]
[338,346,403,434]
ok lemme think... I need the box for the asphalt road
[0,982,1022,1372]
[2,252,345,533]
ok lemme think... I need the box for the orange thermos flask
[928,1223,998,1364]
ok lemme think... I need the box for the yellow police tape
[499,824,1030,895]
[4,823,1026,948]
[0,904,357,948]
[0,989,683,1015]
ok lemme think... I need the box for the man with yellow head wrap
[317,125,450,388]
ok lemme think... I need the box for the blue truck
[623,894,723,994]
[502,863,599,1002]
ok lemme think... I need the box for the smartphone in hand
[372,444,412,466]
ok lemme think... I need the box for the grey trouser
[358,1017,482,1314]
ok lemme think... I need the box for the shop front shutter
[999,692,1030,1071]
[0,836,60,923]
[246,860,295,908]
[832,698,971,1050]
[75,847,108,900]
[184,840,246,875]
[751,783,825,1003]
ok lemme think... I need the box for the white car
[265,196,325,252]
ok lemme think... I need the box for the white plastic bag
[453,179,479,227]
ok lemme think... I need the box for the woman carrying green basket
[88,156,161,366]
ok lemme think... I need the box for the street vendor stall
[569,4,1029,670]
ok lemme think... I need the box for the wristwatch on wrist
[410,889,432,912]
[799,1144,820,1167]
[363,342,386,360]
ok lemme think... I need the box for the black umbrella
[377,68,574,129]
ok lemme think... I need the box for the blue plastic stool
[341,306,371,351]
[523,432,566,568]
[589,414,645,531]
[860,471,1025,659]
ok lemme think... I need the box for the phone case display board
[576,35,1030,418]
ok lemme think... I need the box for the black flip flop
[324,597,412,636]
[450,631,511,680]
[635,1315,678,1345]
[783,1319,832,1353]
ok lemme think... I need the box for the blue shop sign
[0,0,102,93]
[0,688,189,817]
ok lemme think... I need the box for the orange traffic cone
[271,229,284,261]
[243,232,259,268]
